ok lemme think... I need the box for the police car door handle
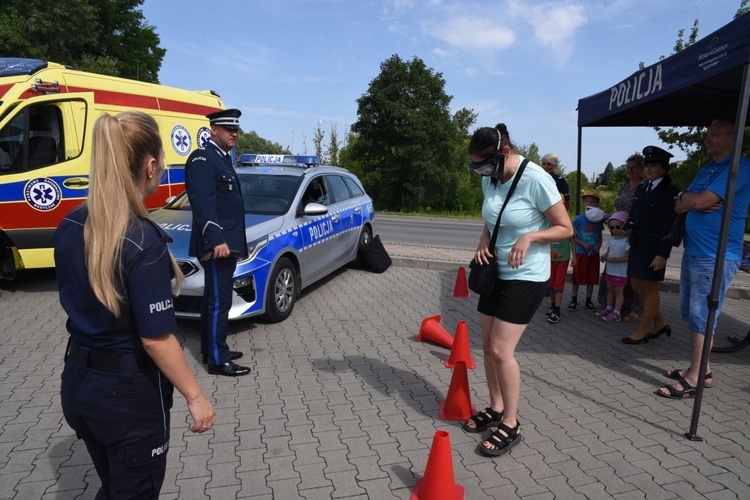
[354,206,361,212]
[331,214,340,222]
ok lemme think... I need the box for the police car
[150,154,375,323]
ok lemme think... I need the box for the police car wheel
[263,257,297,323]
[353,225,372,268]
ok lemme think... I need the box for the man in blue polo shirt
[657,118,750,399]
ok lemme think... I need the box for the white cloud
[424,15,516,51]
[507,0,587,60]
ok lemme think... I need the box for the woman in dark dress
[621,146,679,344]
[598,153,645,319]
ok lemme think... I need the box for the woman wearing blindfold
[463,124,572,457]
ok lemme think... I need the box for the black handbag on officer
[359,234,392,273]
[665,213,686,247]
[468,159,529,296]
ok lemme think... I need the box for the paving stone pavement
[0,249,749,499]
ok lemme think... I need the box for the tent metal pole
[576,127,582,215]
[685,62,750,441]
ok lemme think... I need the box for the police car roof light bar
[237,154,320,167]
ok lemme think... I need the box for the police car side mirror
[299,202,327,217]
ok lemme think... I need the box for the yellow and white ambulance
[0,58,225,279]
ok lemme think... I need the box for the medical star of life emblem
[171,125,192,156]
[197,127,211,149]
[24,177,62,211]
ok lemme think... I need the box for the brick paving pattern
[0,244,748,499]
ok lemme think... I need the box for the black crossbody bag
[468,159,529,296]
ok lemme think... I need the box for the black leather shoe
[651,324,672,339]
[621,335,650,345]
[208,361,251,376]
[202,351,244,364]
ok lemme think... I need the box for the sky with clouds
[142,0,745,178]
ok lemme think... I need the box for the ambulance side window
[0,104,65,174]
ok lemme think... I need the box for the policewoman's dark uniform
[627,176,678,281]
[185,140,247,367]
[54,205,177,498]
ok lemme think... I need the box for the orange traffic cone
[411,430,465,500]
[452,267,470,298]
[444,321,476,369]
[438,361,476,421]
[418,315,454,349]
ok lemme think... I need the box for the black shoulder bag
[468,159,529,296]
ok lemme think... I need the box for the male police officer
[185,109,250,376]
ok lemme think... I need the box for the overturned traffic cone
[451,267,470,298]
[418,315,454,349]
[444,321,476,370]
[438,361,476,421]
[411,430,465,500]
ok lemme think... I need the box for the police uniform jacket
[184,141,248,259]
[54,205,178,351]
[627,177,679,281]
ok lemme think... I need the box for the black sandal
[665,369,712,388]
[477,420,522,457]
[462,407,503,434]
[656,378,696,399]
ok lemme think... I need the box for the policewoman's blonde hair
[85,111,182,316]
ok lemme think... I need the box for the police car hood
[150,209,283,259]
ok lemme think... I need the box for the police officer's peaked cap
[207,108,242,130]
[642,145,673,168]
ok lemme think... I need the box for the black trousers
[200,256,237,366]
[61,350,173,499]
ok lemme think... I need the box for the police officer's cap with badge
[207,108,242,131]
[642,145,673,169]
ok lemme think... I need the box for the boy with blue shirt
[568,191,604,312]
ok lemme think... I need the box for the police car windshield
[164,174,302,215]
[239,174,301,215]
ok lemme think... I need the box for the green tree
[326,123,341,166]
[350,55,463,211]
[516,143,541,165]
[313,122,326,163]
[0,0,165,82]
[235,130,288,156]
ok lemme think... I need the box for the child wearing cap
[597,211,631,322]
[568,191,604,312]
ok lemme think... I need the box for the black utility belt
[66,339,158,373]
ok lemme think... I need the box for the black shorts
[477,279,548,325]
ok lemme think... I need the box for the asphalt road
[376,213,686,264]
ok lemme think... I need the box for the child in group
[597,211,631,322]
[568,190,604,312]
[546,213,575,323]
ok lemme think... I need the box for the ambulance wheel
[354,225,372,268]
[263,257,297,323]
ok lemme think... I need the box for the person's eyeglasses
[468,155,499,176]
[541,161,555,167]
[608,224,623,230]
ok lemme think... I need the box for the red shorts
[547,260,569,293]
[571,253,600,285]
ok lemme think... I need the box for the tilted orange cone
[438,361,476,421]
[418,315,454,349]
[451,267,470,298]
[444,321,476,369]
[411,430,465,500]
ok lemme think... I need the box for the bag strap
[488,158,529,251]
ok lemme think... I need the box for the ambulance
[0,57,225,280]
